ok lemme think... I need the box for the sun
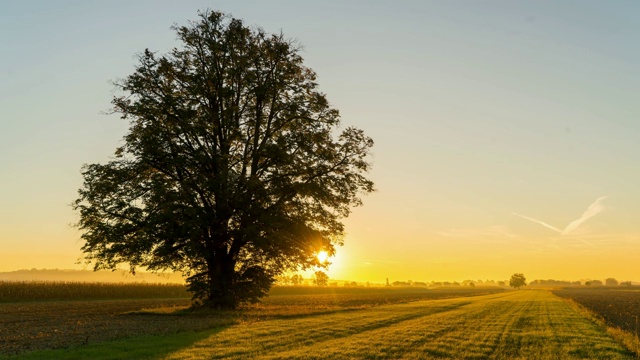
[316,250,329,263]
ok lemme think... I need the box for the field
[0,281,189,302]
[1,283,639,359]
[0,284,500,356]
[553,288,640,338]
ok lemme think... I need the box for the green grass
[3,329,222,360]
[6,290,635,359]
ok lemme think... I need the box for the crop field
[552,288,640,337]
[0,285,502,356]
[2,287,638,359]
[0,281,190,302]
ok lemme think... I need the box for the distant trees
[509,273,526,289]
[605,278,618,286]
[388,281,427,287]
[314,271,329,286]
[527,278,634,287]
[529,279,580,287]
[276,274,304,286]
[291,275,303,286]
[585,280,603,286]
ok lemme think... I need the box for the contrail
[561,196,608,235]
[513,196,608,236]
[511,212,562,233]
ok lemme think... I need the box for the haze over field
[1,1,639,283]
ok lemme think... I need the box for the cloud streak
[511,213,563,233]
[562,196,608,235]
[512,196,608,236]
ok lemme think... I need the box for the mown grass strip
[166,290,635,359]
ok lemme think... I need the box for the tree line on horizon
[529,278,633,287]
[276,273,637,288]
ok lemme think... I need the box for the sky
[1,0,640,283]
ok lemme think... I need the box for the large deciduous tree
[73,10,374,309]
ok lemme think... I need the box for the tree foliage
[73,10,374,309]
[509,273,526,289]
[313,271,329,286]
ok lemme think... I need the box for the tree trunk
[206,253,236,309]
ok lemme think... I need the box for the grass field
[0,285,502,356]
[3,289,636,359]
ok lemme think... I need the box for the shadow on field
[9,326,230,360]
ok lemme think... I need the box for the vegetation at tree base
[509,273,526,289]
[73,10,374,309]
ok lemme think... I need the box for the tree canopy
[73,10,374,309]
[509,273,526,289]
[313,271,329,286]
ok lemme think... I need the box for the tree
[73,10,374,309]
[291,274,303,286]
[509,273,526,289]
[314,271,329,286]
[605,278,618,286]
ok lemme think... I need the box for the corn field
[0,281,190,302]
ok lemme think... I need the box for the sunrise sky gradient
[2,1,639,283]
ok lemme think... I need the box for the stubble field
[552,287,640,351]
[1,284,638,359]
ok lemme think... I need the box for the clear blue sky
[1,1,639,282]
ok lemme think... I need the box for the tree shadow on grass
[8,326,230,360]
